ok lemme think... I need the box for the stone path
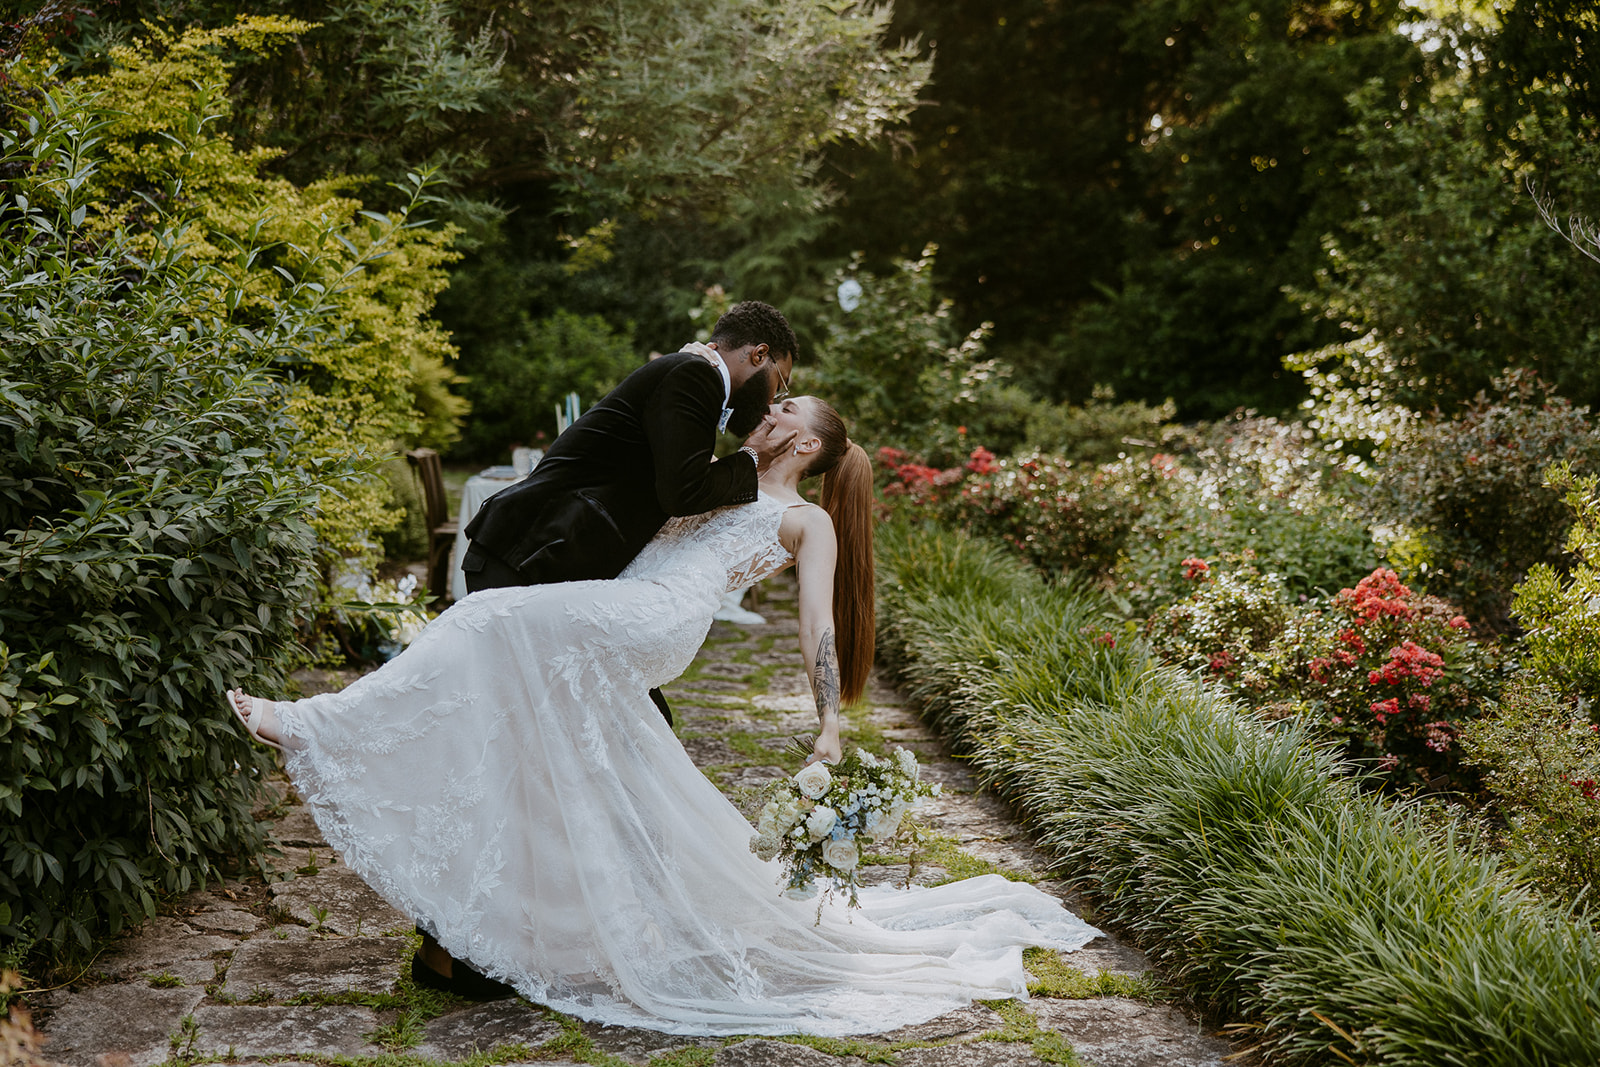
[35,574,1246,1067]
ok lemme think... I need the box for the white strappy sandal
[227,688,284,752]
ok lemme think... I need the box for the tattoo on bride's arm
[813,627,840,720]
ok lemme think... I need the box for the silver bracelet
[738,445,760,467]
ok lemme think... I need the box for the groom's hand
[743,416,797,472]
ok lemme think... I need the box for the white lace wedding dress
[276,493,1101,1036]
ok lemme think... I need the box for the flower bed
[875,521,1600,1065]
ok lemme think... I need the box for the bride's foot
[227,688,284,751]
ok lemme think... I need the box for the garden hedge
[876,521,1600,1066]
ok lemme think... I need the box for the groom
[419,301,799,1000]
[460,299,799,701]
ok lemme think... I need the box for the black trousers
[461,543,674,726]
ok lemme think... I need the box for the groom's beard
[724,365,774,437]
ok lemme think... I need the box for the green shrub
[452,308,639,461]
[810,249,1002,466]
[0,81,350,954]
[1459,682,1600,917]
[1373,369,1600,630]
[1023,388,1179,465]
[1511,461,1600,704]
[1109,416,1382,615]
[877,414,1383,612]
[877,521,1600,1066]
[40,19,469,564]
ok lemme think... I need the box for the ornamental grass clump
[877,520,1600,1066]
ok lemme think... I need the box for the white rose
[793,761,832,799]
[822,838,859,871]
[806,805,837,842]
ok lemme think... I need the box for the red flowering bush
[1149,561,1504,790]
[877,446,1153,576]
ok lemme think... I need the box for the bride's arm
[788,507,843,764]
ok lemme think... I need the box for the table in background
[450,460,537,601]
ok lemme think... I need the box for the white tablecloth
[450,469,522,602]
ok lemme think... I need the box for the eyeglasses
[772,358,791,402]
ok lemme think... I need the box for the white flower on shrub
[822,838,859,871]
[895,747,920,780]
[793,761,832,799]
[806,805,838,842]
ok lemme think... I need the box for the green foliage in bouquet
[1511,461,1600,704]
[1372,370,1600,630]
[0,80,356,952]
[1460,681,1600,918]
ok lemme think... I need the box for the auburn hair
[805,401,876,706]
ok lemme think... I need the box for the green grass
[876,520,1600,1067]
[1022,948,1163,1001]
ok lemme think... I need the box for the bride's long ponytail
[819,442,875,705]
[806,403,875,706]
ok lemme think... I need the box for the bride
[228,396,1101,1036]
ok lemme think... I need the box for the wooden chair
[406,448,459,601]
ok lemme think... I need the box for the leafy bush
[451,308,640,461]
[1373,370,1600,629]
[1109,416,1383,616]
[43,18,469,563]
[877,414,1383,614]
[1511,461,1600,704]
[878,447,1150,578]
[877,521,1600,1066]
[0,78,352,953]
[1459,682,1600,917]
[809,249,1001,465]
[1148,561,1503,791]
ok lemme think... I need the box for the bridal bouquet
[749,746,939,908]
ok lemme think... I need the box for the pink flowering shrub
[1148,561,1504,790]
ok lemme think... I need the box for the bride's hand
[807,725,842,766]
[744,417,797,472]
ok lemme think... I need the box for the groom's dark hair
[710,301,798,362]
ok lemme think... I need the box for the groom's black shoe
[648,687,673,726]
[411,953,516,1001]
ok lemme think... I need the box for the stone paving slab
[188,1004,383,1057]
[1030,998,1233,1066]
[586,1023,724,1064]
[415,1000,566,1058]
[220,935,407,999]
[714,1038,860,1067]
[875,1003,1004,1042]
[269,859,411,937]
[95,917,237,981]
[897,1045,1043,1067]
[41,984,206,1067]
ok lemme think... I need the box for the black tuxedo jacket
[462,351,759,585]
